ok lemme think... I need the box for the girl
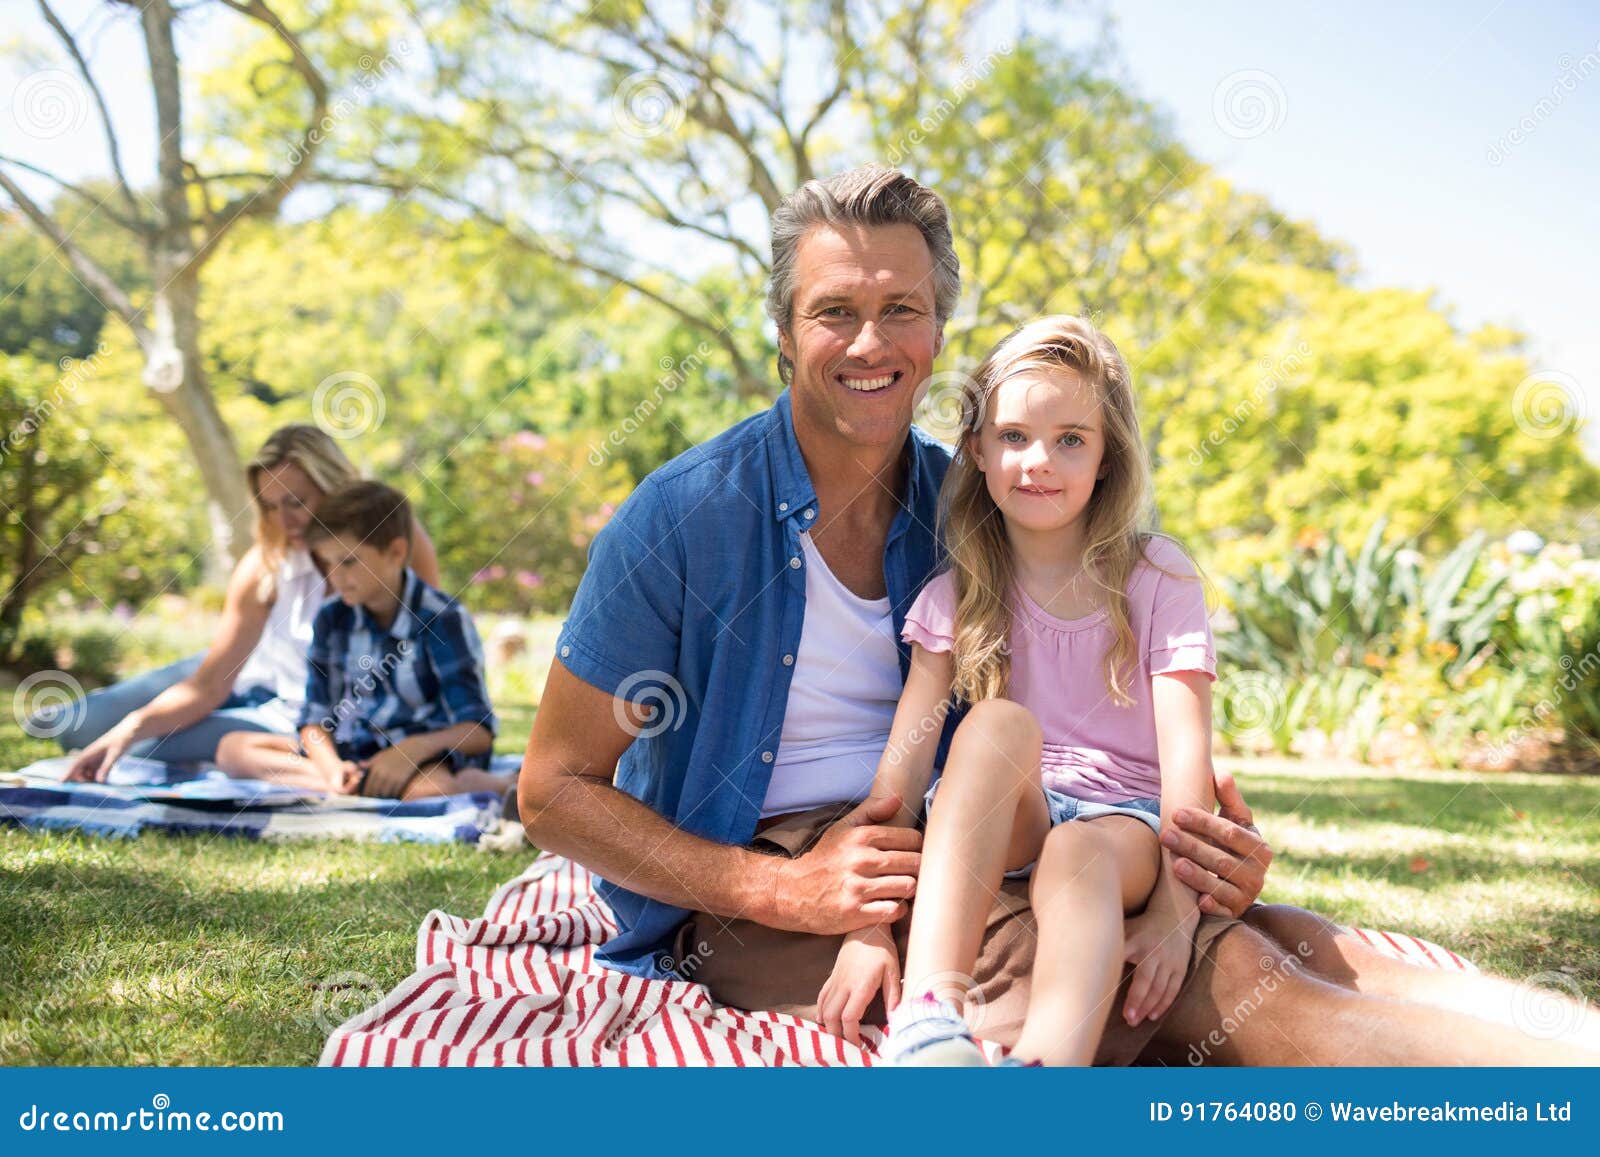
[818,315,1216,1066]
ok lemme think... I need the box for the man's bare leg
[1139,922,1600,1065]
[1245,902,1600,1053]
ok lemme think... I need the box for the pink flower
[511,431,547,451]
[525,471,545,487]
[599,502,616,516]
[515,570,545,589]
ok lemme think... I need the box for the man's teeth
[840,373,896,392]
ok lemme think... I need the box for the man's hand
[359,746,422,798]
[818,924,901,1045]
[1161,770,1272,917]
[65,716,140,783]
[764,794,921,934]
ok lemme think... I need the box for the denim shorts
[921,778,1162,881]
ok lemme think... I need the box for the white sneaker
[882,994,987,1066]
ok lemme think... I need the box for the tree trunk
[140,264,253,584]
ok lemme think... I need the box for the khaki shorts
[673,802,1239,1065]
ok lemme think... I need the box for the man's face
[779,223,945,452]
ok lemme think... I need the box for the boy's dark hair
[305,480,413,554]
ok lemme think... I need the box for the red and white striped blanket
[318,852,1475,1067]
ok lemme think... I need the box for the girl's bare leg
[902,699,1051,1007]
[1011,816,1160,1065]
[214,732,331,790]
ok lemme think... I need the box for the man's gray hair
[766,164,961,386]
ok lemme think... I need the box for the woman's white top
[761,530,902,818]
[230,547,328,724]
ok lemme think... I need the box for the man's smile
[835,369,903,393]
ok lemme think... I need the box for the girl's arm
[1120,668,1216,1027]
[1147,669,1217,924]
[867,641,958,829]
[1139,668,1209,934]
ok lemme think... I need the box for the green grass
[0,707,535,1065]
[2,719,1598,1064]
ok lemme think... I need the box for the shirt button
[560,645,570,658]
[778,501,789,512]
[782,654,794,666]
[804,508,815,519]
[761,751,774,763]
[789,556,802,569]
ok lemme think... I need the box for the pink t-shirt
[901,535,1216,805]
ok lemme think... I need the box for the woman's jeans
[32,652,296,763]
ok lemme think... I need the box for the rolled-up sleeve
[555,476,686,700]
[1146,543,1217,680]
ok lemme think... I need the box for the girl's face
[255,463,324,549]
[969,368,1109,536]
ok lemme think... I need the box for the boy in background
[216,481,504,801]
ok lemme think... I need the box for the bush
[1214,530,1600,770]
[419,428,634,616]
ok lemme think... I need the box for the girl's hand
[1122,907,1199,1027]
[818,925,901,1046]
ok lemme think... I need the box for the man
[520,164,1596,1064]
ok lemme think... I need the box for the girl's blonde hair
[246,424,361,600]
[939,315,1196,707]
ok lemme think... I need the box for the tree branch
[35,0,145,225]
[0,154,147,233]
[0,166,148,338]
[195,0,329,265]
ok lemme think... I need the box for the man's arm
[518,658,919,935]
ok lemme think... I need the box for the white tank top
[230,547,328,714]
[762,530,902,818]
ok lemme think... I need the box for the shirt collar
[768,388,926,523]
[355,565,422,640]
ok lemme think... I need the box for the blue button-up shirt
[555,389,954,979]
[298,566,497,769]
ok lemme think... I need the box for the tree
[0,354,128,667]
[0,0,332,577]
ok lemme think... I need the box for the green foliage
[420,428,634,614]
[1497,550,1600,743]
[1215,519,1510,682]
[0,354,128,666]
[0,200,147,364]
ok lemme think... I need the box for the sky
[1102,1,1600,452]
[4,0,1597,452]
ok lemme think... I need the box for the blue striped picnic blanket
[0,755,519,844]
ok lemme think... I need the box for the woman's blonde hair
[246,424,360,599]
[939,315,1197,707]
